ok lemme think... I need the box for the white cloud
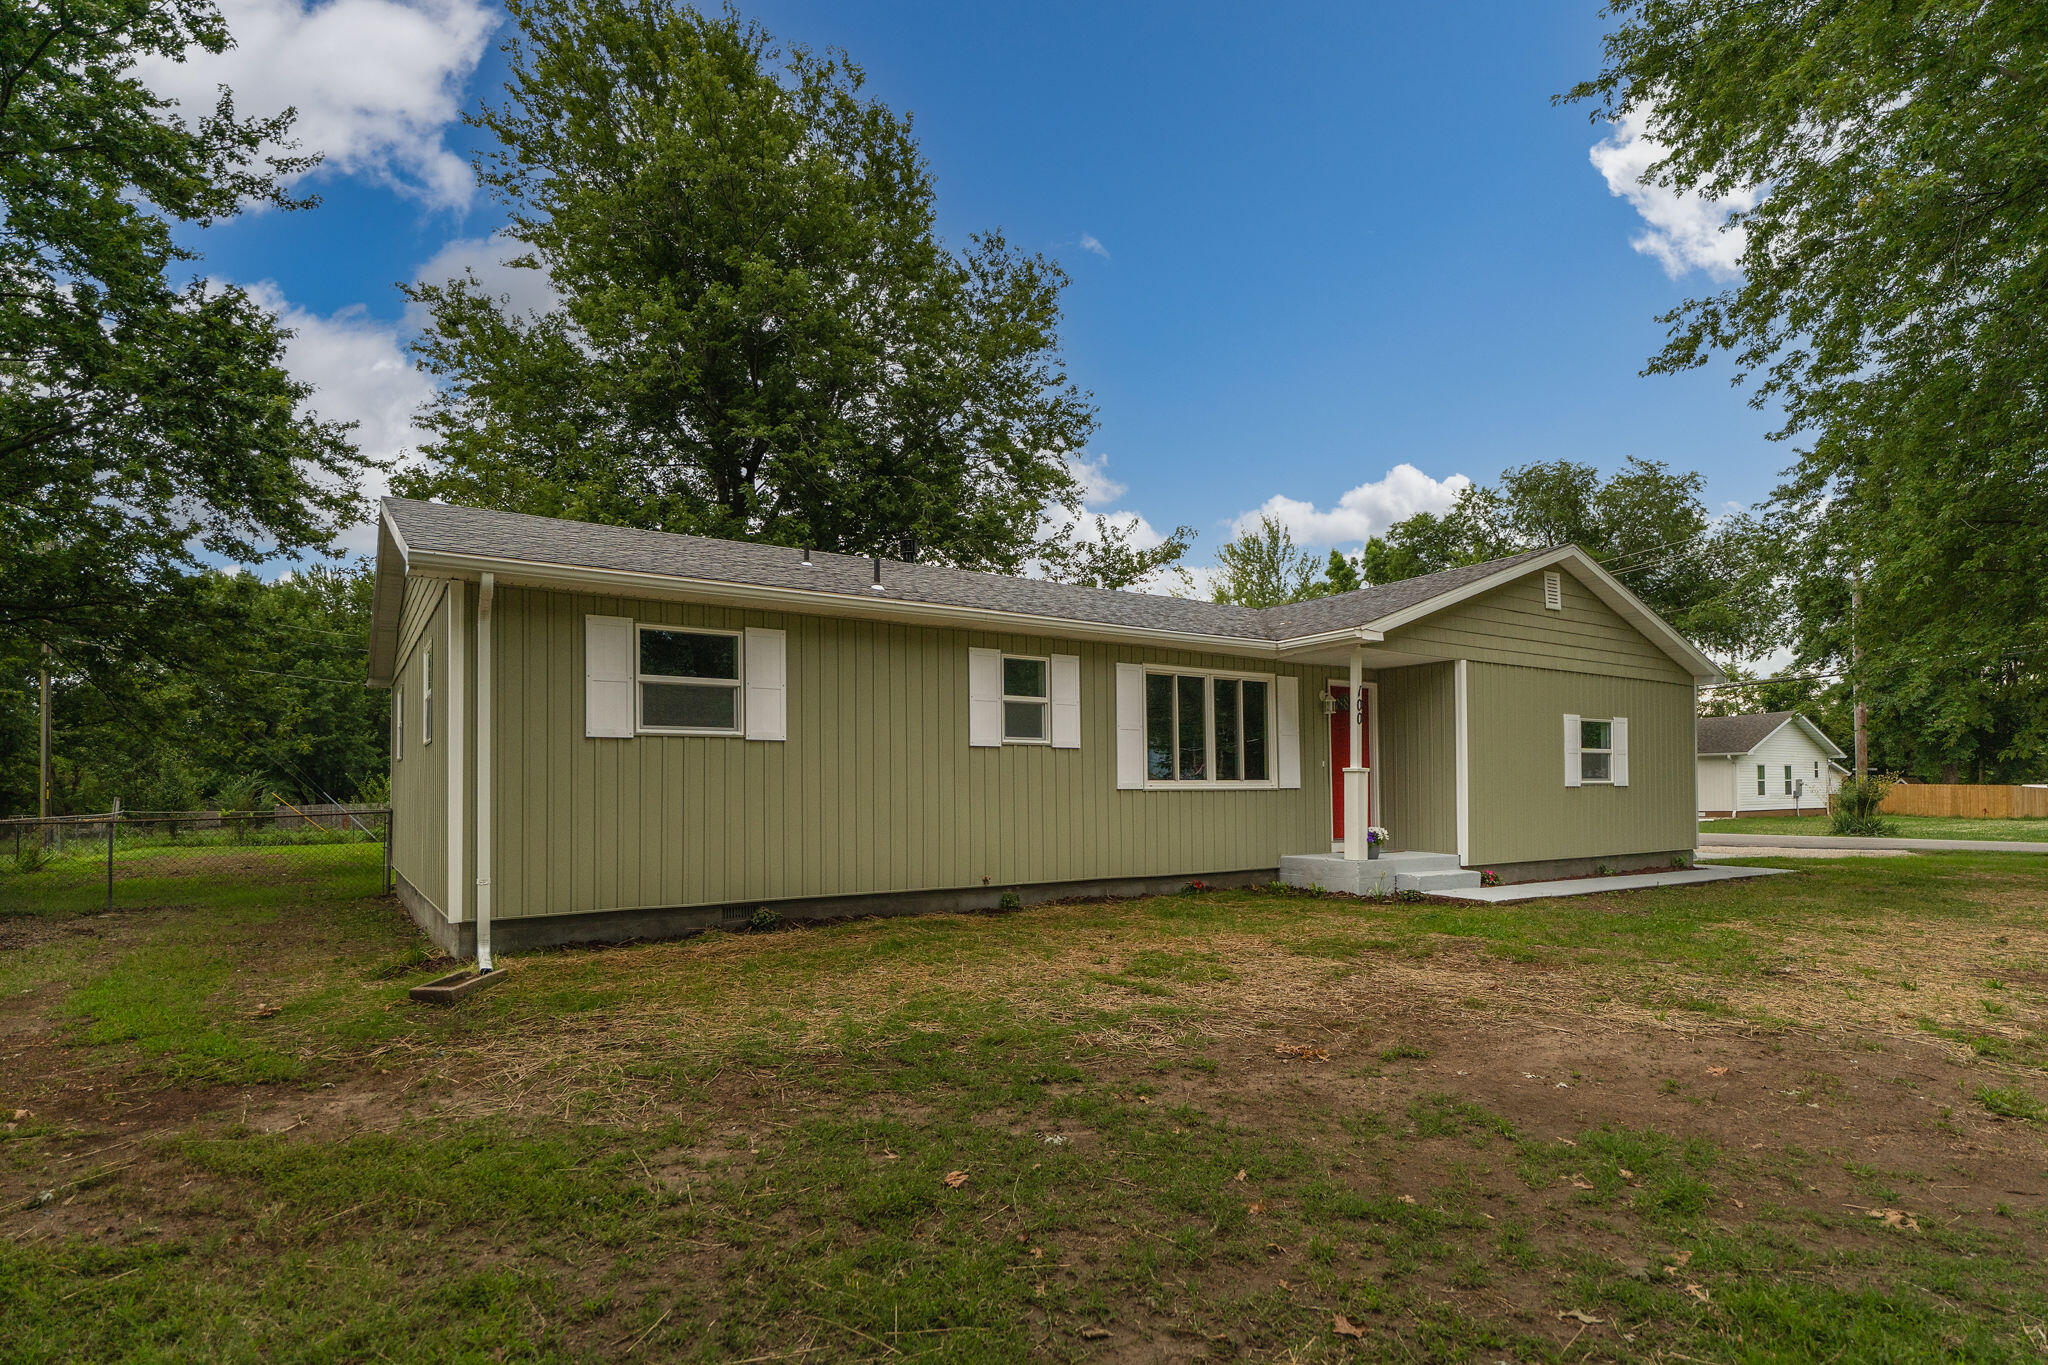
[135,0,496,210]
[1227,463,1472,548]
[1065,453,1127,509]
[407,229,561,324]
[1589,108,1758,279]
[243,281,434,552]
[1077,233,1110,260]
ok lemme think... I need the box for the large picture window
[638,626,742,734]
[1144,669,1273,786]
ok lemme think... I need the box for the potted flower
[1365,825,1390,860]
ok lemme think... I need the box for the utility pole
[39,644,52,818]
[1850,580,1868,780]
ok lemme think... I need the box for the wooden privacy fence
[1880,784,2048,818]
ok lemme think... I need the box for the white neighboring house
[1697,711,1848,818]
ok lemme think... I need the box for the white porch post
[1343,644,1370,860]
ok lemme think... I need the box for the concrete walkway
[1431,863,1791,903]
[1698,832,2048,855]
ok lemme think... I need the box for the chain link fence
[0,806,391,914]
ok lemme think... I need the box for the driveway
[1698,832,2048,855]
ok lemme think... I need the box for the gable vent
[1543,570,1563,611]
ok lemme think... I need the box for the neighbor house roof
[1697,711,1847,759]
[369,498,1724,685]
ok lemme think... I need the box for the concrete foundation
[395,867,1280,957]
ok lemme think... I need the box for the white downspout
[475,572,495,973]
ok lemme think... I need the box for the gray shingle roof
[381,498,1558,644]
[1697,711,1802,755]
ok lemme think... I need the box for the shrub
[12,840,51,874]
[997,890,1023,911]
[1178,879,1211,895]
[747,906,783,933]
[1479,869,1502,888]
[1830,774,1900,837]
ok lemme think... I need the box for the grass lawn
[1702,814,2048,842]
[5,847,2048,1360]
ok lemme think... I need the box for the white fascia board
[401,549,1292,656]
[365,507,416,689]
[1360,546,1725,683]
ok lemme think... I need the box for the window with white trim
[1756,763,1766,796]
[422,648,434,746]
[1001,655,1049,743]
[1813,760,1821,781]
[1577,719,1614,783]
[1143,669,1273,785]
[638,626,742,734]
[1784,764,1794,795]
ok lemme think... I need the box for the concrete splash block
[409,967,509,1006]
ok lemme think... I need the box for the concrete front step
[1278,851,1478,896]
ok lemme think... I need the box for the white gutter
[474,572,495,973]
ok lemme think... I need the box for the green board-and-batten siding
[1462,660,1696,865]
[389,582,452,912]
[481,586,1337,921]
[1375,662,1458,855]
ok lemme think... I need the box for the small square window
[1000,655,1049,742]
[638,626,743,733]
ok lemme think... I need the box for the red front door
[1328,686,1370,841]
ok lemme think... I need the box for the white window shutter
[744,627,787,741]
[1563,713,1582,787]
[585,614,636,738]
[1611,716,1628,787]
[968,647,1002,747]
[1114,663,1144,787]
[1276,676,1301,789]
[1050,653,1081,749]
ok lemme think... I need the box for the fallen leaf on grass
[1333,1314,1366,1338]
[1080,1326,1110,1340]
[1233,1169,1248,1182]
[1684,1283,1711,1303]
[1396,1194,1417,1205]
[1275,1043,1329,1061]
[1557,1309,1604,1326]
[1617,1168,1634,1181]
[1556,1137,1577,1147]
[1706,1066,1728,1076]
[1246,1201,1265,1215]
[1568,1175,1595,1190]
[943,1170,969,1189]
[252,1003,280,1019]
[1664,1248,1694,1275]
[1868,1208,1920,1231]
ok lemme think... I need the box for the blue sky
[153,0,1774,568]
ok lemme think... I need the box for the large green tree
[400,0,1094,571]
[1352,458,1763,658]
[7,564,387,816]
[1568,2,2048,778]
[0,0,368,692]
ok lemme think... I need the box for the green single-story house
[366,497,1722,962]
